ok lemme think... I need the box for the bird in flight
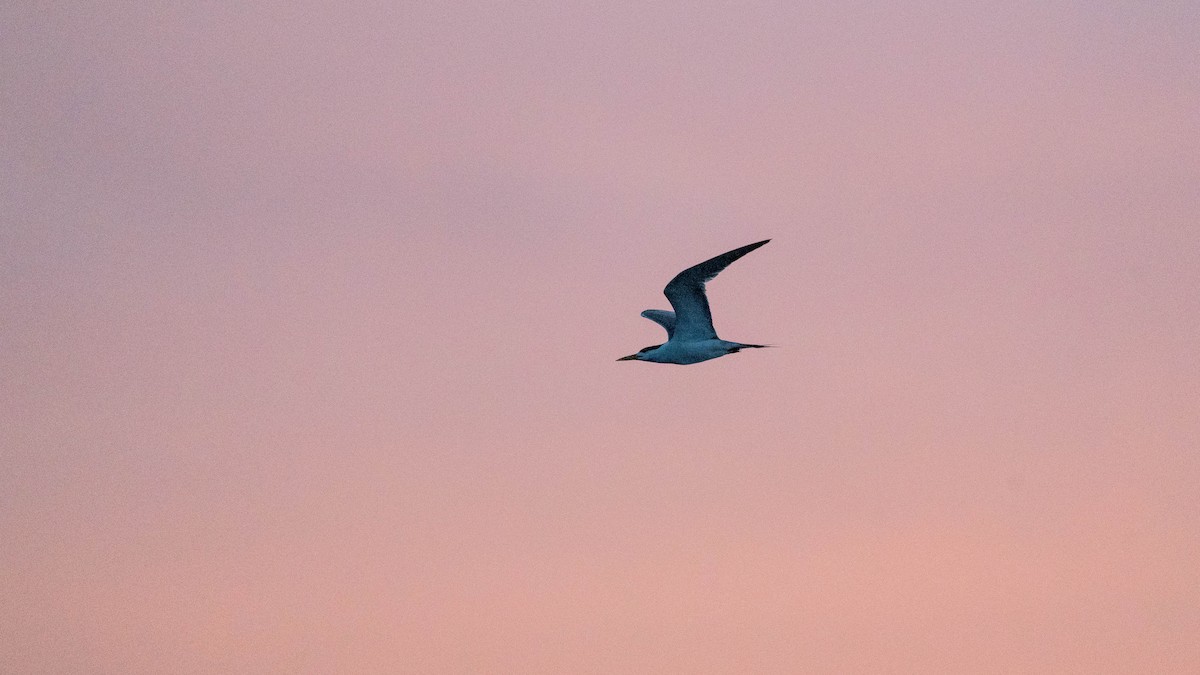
[617,239,772,365]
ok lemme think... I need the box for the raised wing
[663,239,770,341]
[640,309,676,338]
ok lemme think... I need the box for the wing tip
[731,238,771,258]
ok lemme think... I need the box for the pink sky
[3,2,1198,672]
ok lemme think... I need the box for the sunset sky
[3,2,1198,672]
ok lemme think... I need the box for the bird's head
[616,344,662,362]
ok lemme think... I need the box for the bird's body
[618,239,771,365]
[625,338,766,365]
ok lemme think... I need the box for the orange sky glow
[3,2,1198,673]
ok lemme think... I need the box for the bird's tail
[729,343,775,352]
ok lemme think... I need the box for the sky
[2,1,1198,672]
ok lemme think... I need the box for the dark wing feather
[662,239,770,341]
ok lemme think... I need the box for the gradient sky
[3,2,1199,673]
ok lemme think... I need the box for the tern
[617,239,772,365]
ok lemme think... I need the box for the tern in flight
[617,239,772,365]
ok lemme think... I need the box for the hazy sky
[3,2,1198,672]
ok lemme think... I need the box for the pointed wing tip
[728,238,772,259]
[731,239,771,256]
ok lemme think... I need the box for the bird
[617,239,772,365]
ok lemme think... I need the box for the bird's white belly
[648,339,738,364]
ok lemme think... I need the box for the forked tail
[729,343,774,353]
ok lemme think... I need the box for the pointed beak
[616,354,639,361]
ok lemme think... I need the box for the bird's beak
[616,354,639,361]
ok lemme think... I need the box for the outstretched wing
[663,239,770,341]
[640,309,676,338]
